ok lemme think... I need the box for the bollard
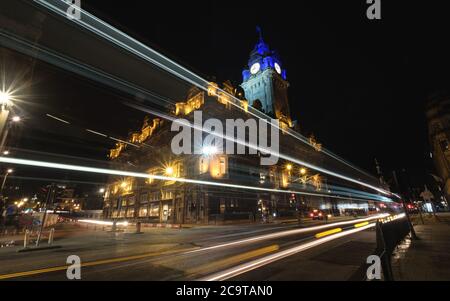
[23,230,30,249]
[48,228,55,245]
[136,222,141,234]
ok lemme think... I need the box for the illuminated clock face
[274,63,281,74]
[250,62,260,74]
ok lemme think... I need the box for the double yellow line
[0,247,197,280]
[314,221,371,239]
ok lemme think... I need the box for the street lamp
[0,93,21,152]
[3,150,9,155]
[0,91,11,107]
[99,188,105,194]
[165,166,174,176]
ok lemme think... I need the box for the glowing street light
[1,168,13,195]
[3,150,9,155]
[165,166,174,176]
[99,188,105,193]
[0,91,11,107]
[11,116,21,122]
[286,164,292,171]
[300,168,307,175]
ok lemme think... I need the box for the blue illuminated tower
[241,27,291,123]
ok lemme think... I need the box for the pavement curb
[17,245,62,253]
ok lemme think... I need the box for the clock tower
[241,28,292,126]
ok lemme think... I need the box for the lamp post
[0,91,12,147]
[1,168,13,195]
[0,90,21,153]
[0,115,21,153]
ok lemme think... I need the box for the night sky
[3,0,450,194]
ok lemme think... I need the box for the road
[0,215,383,281]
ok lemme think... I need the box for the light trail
[109,136,139,148]
[186,213,388,254]
[0,156,390,203]
[33,0,380,188]
[46,114,70,124]
[126,103,393,198]
[86,129,108,137]
[200,223,376,281]
[78,219,128,226]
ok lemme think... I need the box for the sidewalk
[391,213,450,281]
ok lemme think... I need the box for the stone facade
[426,92,450,200]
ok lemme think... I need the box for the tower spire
[256,26,263,42]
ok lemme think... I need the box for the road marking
[187,214,389,254]
[187,245,279,275]
[354,221,369,228]
[0,247,197,280]
[315,228,342,238]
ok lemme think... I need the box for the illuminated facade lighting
[165,166,174,176]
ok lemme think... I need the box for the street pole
[392,170,418,240]
[36,183,55,247]
[0,108,10,146]
[1,172,9,194]
[0,126,9,153]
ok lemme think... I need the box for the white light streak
[46,113,70,124]
[128,103,393,197]
[86,129,108,137]
[109,137,139,148]
[200,223,375,281]
[187,213,388,254]
[0,156,390,203]
[78,219,128,226]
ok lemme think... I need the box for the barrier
[48,228,55,245]
[23,229,30,248]
[375,214,413,281]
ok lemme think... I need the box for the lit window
[219,156,226,175]
[210,155,227,178]
[440,140,449,152]
[199,157,209,174]
[139,207,148,217]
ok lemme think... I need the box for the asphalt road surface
[0,216,382,281]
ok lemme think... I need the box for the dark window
[440,140,449,152]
